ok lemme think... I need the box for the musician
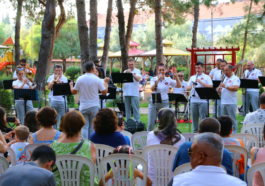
[219,65,240,134]
[243,60,262,115]
[187,62,212,133]
[147,62,181,131]
[70,61,109,139]
[12,65,34,125]
[13,59,29,80]
[123,59,141,122]
[47,65,68,129]
[209,58,222,79]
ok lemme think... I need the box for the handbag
[125,119,146,134]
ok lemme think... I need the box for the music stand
[99,93,110,109]
[195,87,220,117]
[152,93,162,104]
[240,79,259,116]
[3,80,14,89]
[53,83,74,113]
[14,89,38,114]
[259,76,265,86]
[212,80,221,89]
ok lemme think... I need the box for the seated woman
[24,110,39,133]
[0,107,20,134]
[90,108,128,148]
[51,110,98,186]
[250,124,265,186]
[29,107,62,144]
[146,108,185,185]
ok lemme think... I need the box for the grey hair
[225,64,233,70]
[194,133,224,160]
[248,60,254,65]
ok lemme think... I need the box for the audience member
[0,107,20,133]
[94,60,105,78]
[51,110,98,186]
[29,107,62,144]
[171,118,233,175]
[149,68,154,77]
[243,92,265,126]
[0,145,56,186]
[250,123,265,186]
[99,145,153,186]
[116,121,131,146]
[172,133,246,186]
[90,108,127,148]
[0,131,9,153]
[139,70,150,90]
[24,110,39,133]
[146,108,185,185]
[7,125,29,166]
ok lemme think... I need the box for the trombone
[53,74,60,84]
[25,71,36,88]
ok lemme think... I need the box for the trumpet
[53,74,60,84]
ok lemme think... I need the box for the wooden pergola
[97,42,112,59]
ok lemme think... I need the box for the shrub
[0,74,13,113]
[65,66,81,80]
[67,95,75,108]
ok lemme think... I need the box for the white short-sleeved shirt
[188,73,212,103]
[74,73,105,111]
[150,76,177,100]
[213,70,225,81]
[244,68,262,92]
[8,142,29,166]
[173,80,187,95]
[13,69,29,79]
[221,75,240,105]
[123,68,141,97]
[12,79,32,102]
[47,74,68,102]
[209,67,220,77]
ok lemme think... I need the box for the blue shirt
[171,142,234,176]
[90,131,127,148]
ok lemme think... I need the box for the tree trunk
[76,0,90,73]
[89,0,98,61]
[62,58,66,72]
[14,0,23,67]
[126,0,137,52]
[116,0,128,72]
[155,0,163,63]
[35,0,56,90]
[192,4,199,48]
[241,0,253,61]
[47,0,66,74]
[101,0,113,75]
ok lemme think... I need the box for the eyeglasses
[178,75,183,77]
[21,64,26,66]
[188,148,208,157]
[17,68,24,71]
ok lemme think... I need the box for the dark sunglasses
[21,64,26,66]
[178,75,183,77]
[188,148,208,157]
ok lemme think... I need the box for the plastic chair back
[121,130,132,146]
[231,133,258,153]
[55,154,95,186]
[182,133,197,142]
[0,156,9,174]
[7,147,16,166]
[25,143,50,161]
[247,162,265,186]
[131,131,149,156]
[142,144,179,186]
[95,144,114,180]
[224,145,248,181]
[241,124,264,148]
[100,154,148,186]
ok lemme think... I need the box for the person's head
[259,92,265,109]
[217,115,233,137]
[93,108,118,135]
[94,60,100,67]
[247,60,254,71]
[216,59,222,70]
[112,145,135,167]
[36,107,57,128]
[19,59,26,67]
[224,64,233,77]
[54,65,63,76]
[195,62,204,75]
[85,61,95,73]
[0,107,7,129]
[156,62,166,75]
[16,65,25,80]
[220,60,227,72]
[127,59,135,70]
[30,145,56,170]
[154,108,181,145]
[24,110,39,133]
[60,110,85,138]
[14,125,29,141]
[199,117,220,134]
[94,66,103,78]
[178,72,184,81]
[189,133,223,169]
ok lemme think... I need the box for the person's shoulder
[178,141,192,151]
[203,73,211,79]
[225,174,247,185]
[173,170,193,183]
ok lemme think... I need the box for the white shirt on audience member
[173,80,187,95]
[47,74,68,102]
[244,68,262,92]
[173,165,246,186]
[123,68,141,97]
[221,75,240,105]
[243,109,265,126]
[74,73,105,111]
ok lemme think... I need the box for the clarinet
[192,72,198,97]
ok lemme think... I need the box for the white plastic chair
[100,154,148,186]
[224,145,248,181]
[95,144,114,180]
[241,124,264,148]
[121,130,132,146]
[142,144,179,186]
[247,162,265,186]
[231,133,258,153]
[25,143,50,161]
[27,132,33,142]
[55,154,95,186]
[131,131,149,156]
[7,147,16,166]
[182,133,197,142]
[0,156,9,174]
[173,163,227,176]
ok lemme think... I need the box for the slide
[0,62,36,75]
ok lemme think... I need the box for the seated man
[0,145,56,186]
[243,92,265,126]
[171,118,233,176]
[172,133,246,186]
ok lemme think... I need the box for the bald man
[242,60,262,115]
[209,59,222,79]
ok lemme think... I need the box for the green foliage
[106,67,121,76]
[177,67,190,81]
[65,66,81,80]
[259,84,264,96]
[0,22,14,44]
[0,74,13,114]
[67,95,75,108]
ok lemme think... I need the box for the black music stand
[3,80,14,89]
[240,79,259,116]
[195,87,220,118]
[99,93,110,109]
[53,83,74,113]
[152,93,162,104]
[168,93,187,113]
[14,89,38,114]
[259,76,265,86]
[212,80,221,89]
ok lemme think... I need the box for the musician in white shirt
[209,58,222,79]
[13,59,29,80]
[187,62,213,133]
[243,60,262,115]
[219,65,240,134]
